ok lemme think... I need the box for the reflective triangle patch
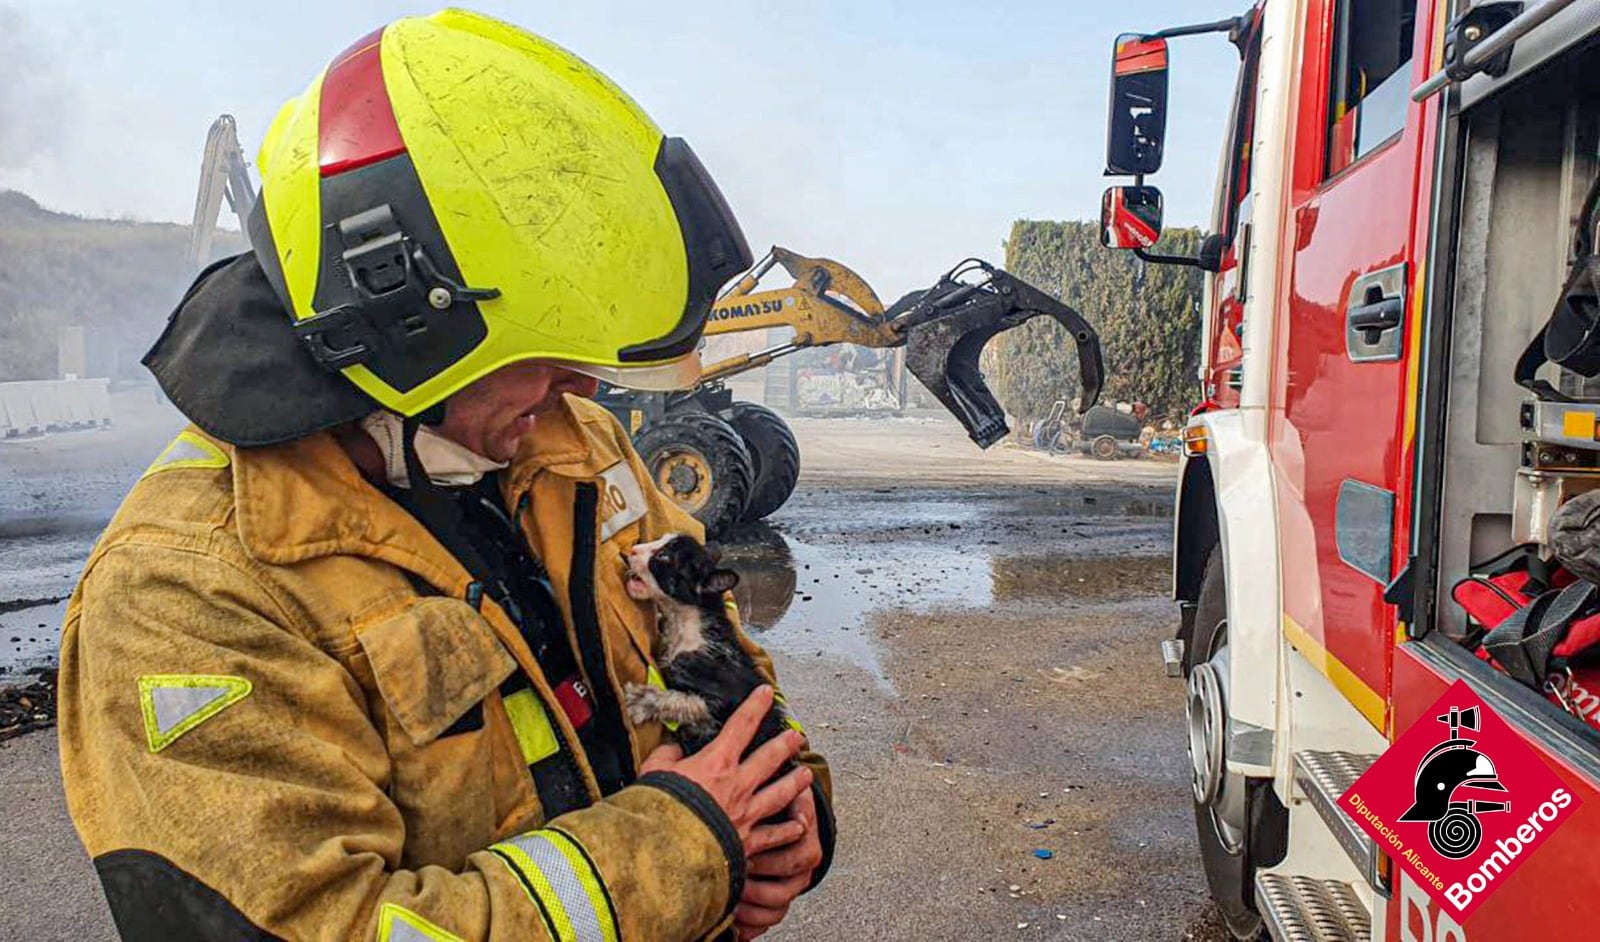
[377,903,464,942]
[141,430,229,480]
[138,674,252,753]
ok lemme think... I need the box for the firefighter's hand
[638,685,811,856]
[733,786,824,940]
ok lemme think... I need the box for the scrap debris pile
[0,669,56,741]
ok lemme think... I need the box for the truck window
[1215,23,1262,245]
[1325,0,1416,177]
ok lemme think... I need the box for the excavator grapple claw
[899,265,1105,449]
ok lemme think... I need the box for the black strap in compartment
[1483,581,1598,686]
[1516,170,1600,401]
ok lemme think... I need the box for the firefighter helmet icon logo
[1396,706,1510,859]
[1339,681,1579,919]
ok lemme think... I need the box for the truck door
[1200,15,1261,412]
[1273,0,1426,730]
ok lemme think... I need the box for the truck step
[1160,638,1185,677]
[1256,873,1372,942]
[1293,750,1385,894]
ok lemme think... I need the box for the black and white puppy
[622,533,791,757]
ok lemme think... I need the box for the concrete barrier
[0,379,112,438]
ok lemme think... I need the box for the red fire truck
[1100,1,1600,939]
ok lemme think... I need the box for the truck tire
[634,411,753,537]
[1187,551,1287,940]
[729,402,800,522]
[1091,434,1120,460]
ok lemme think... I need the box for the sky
[0,0,1247,295]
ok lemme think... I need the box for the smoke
[0,5,78,172]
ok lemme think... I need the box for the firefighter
[57,10,833,941]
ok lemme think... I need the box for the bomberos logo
[1339,680,1580,922]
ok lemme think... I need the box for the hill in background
[0,190,246,382]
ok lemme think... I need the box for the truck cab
[1101,2,1600,938]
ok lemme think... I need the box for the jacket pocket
[357,596,517,745]
[356,596,527,868]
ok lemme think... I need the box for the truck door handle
[1344,263,1406,362]
[1349,296,1403,343]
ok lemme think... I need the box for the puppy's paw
[624,682,660,726]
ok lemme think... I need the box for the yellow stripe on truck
[1282,613,1387,731]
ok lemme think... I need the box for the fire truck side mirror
[1106,33,1170,176]
[1100,185,1164,250]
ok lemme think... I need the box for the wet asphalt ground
[0,401,1227,941]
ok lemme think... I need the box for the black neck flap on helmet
[142,253,381,448]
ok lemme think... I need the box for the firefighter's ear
[703,541,724,565]
[703,568,739,595]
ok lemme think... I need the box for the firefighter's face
[438,361,600,463]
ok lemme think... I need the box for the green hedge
[995,219,1204,426]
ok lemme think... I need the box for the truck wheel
[1187,551,1287,940]
[634,411,753,537]
[1091,434,1119,460]
[729,402,800,522]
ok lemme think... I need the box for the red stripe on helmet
[318,27,407,177]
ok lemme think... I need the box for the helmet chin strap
[397,413,503,596]
[401,415,441,505]
[364,410,506,488]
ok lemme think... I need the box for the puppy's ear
[703,568,740,595]
[703,541,724,565]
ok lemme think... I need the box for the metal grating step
[1293,750,1385,895]
[1256,873,1372,942]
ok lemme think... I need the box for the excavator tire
[635,411,754,537]
[729,402,800,522]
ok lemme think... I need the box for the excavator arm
[699,247,901,382]
[698,248,1105,447]
[896,261,1105,447]
[187,115,256,271]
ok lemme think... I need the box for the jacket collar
[503,394,625,493]
[230,394,621,572]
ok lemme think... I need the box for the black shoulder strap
[1483,581,1599,687]
[1515,322,1571,401]
[1517,169,1600,400]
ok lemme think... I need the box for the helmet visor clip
[292,204,502,375]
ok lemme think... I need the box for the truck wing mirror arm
[1134,234,1225,273]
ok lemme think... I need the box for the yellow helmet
[245,8,751,415]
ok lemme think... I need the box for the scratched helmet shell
[248,8,752,415]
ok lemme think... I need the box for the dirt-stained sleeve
[609,412,839,889]
[57,539,738,942]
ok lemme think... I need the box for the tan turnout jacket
[58,394,831,942]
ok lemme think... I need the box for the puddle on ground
[718,523,991,692]
[1118,498,1173,518]
[990,553,1168,603]
[1,529,95,682]
[1,597,68,680]
[717,523,1169,692]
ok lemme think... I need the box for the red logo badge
[1340,680,1579,920]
